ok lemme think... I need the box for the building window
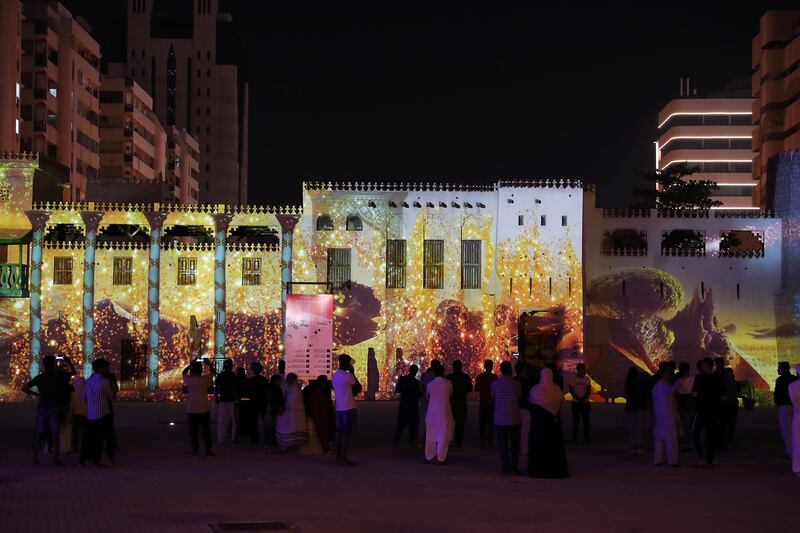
[53,257,73,285]
[562,215,567,226]
[346,214,362,231]
[423,239,444,289]
[113,257,133,285]
[518,215,524,226]
[242,257,261,286]
[327,248,351,287]
[461,240,481,289]
[177,257,197,286]
[386,239,406,288]
[540,215,546,226]
[316,214,333,231]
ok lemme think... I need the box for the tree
[633,164,723,209]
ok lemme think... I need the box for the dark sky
[59,1,791,207]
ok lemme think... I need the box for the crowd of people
[20,352,800,478]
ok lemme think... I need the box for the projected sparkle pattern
[295,185,584,396]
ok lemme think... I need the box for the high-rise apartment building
[19,1,101,202]
[166,125,200,204]
[125,0,248,205]
[0,1,22,153]
[751,10,800,209]
[655,79,756,208]
[98,70,200,205]
[99,75,166,183]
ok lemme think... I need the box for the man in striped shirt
[81,358,117,467]
[491,361,522,475]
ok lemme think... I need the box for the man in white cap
[789,364,800,478]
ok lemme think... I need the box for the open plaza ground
[0,400,796,533]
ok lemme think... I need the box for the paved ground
[0,400,796,533]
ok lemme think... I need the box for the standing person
[722,368,740,446]
[424,364,454,465]
[306,375,334,453]
[492,361,522,475]
[568,363,592,443]
[247,362,272,447]
[70,375,87,456]
[215,359,238,445]
[267,374,285,448]
[81,358,117,467]
[515,362,532,456]
[101,367,119,456]
[447,360,473,448]
[332,354,362,466]
[276,373,307,454]
[775,361,797,459]
[625,367,648,454]
[475,359,498,448]
[546,362,564,390]
[652,366,683,466]
[182,358,216,457]
[394,364,423,447]
[235,366,255,442]
[22,355,76,466]
[676,362,695,451]
[692,357,723,468]
[789,364,800,478]
[528,367,568,478]
[418,358,439,444]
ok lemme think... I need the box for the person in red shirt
[474,359,498,448]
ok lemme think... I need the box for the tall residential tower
[751,10,800,209]
[125,0,248,205]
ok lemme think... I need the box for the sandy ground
[0,400,796,533]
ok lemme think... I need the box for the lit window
[386,239,406,288]
[327,248,351,287]
[53,257,73,285]
[242,257,261,286]
[113,257,133,285]
[423,240,444,289]
[177,257,197,285]
[461,240,481,289]
[15,119,20,134]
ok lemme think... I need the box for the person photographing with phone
[22,354,76,466]
[182,357,217,457]
[332,353,361,466]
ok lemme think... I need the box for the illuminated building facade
[1,156,797,401]
[583,191,783,399]
[655,79,756,208]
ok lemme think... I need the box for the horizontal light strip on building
[710,206,760,210]
[657,135,752,150]
[660,159,752,170]
[716,182,756,187]
[657,112,752,129]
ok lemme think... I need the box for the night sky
[58,2,791,207]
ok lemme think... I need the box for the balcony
[34,54,46,67]
[33,120,46,132]
[0,264,29,298]
[33,88,46,100]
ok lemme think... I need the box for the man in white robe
[424,366,454,465]
[789,365,800,477]
[652,369,683,466]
